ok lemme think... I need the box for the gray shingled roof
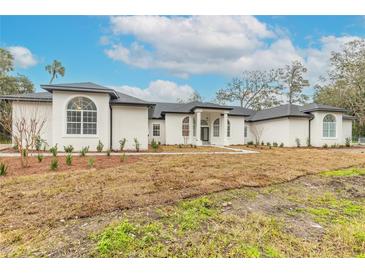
[110,91,151,106]
[246,104,313,122]
[41,82,119,99]
[299,103,347,113]
[148,101,253,119]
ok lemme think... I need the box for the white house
[0,82,355,151]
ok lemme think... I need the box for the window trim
[213,118,220,137]
[227,119,231,138]
[322,114,337,139]
[182,116,190,137]
[65,96,98,137]
[152,123,160,137]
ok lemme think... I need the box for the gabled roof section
[299,103,347,113]
[247,104,312,122]
[41,82,119,99]
[0,92,52,102]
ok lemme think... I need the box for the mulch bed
[0,155,140,178]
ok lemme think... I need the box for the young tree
[0,101,46,167]
[215,70,282,110]
[314,39,365,135]
[277,60,310,105]
[45,60,65,84]
[0,48,14,75]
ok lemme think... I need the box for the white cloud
[104,16,283,77]
[103,16,362,90]
[7,46,37,69]
[113,80,196,102]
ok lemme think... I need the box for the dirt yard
[0,147,365,257]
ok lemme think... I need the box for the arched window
[67,97,97,135]
[182,116,189,137]
[213,119,220,137]
[227,120,231,137]
[323,114,336,138]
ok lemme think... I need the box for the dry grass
[0,148,365,233]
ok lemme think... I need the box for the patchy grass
[321,168,365,177]
[1,148,365,257]
[147,145,230,153]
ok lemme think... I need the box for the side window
[153,124,160,137]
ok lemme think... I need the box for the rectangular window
[153,124,160,136]
[323,122,336,138]
[66,111,81,134]
[244,125,248,138]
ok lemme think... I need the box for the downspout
[110,104,113,151]
[308,115,314,146]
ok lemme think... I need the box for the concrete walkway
[0,146,257,157]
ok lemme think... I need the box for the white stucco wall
[248,118,291,146]
[288,118,310,147]
[52,91,111,151]
[148,119,166,144]
[342,120,353,143]
[310,111,344,147]
[165,113,194,145]
[228,116,245,145]
[112,105,149,151]
[12,101,53,148]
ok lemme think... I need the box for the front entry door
[201,127,209,142]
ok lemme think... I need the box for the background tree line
[0,47,65,142]
[213,39,365,138]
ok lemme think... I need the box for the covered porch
[192,108,230,146]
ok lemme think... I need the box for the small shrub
[266,142,271,147]
[66,154,73,166]
[331,144,338,148]
[88,157,95,168]
[134,138,140,152]
[49,144,58,157]
[106,150,111,157]
[80,146,89,157]
[323,143,328,148]
[97,140,104,152]
[273,142,278,147]
[193,145,197,148]
[261,141,264,146]
[178,144,183,148]
[37,154,44,163]
[34,135,43,151]
[119,138,126,151]
[151,139,159,152]
[279,143,284,148]
[120,153,126,162]
[50,158,58,170]
[247,141,254,146]
[345,137,351,147]
[64,145,74,153]
[0,162,8,176]
[295,138,301,148]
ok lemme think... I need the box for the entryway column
[195,110,202,146]
[222,111,229,146]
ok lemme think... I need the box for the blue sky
[1,16,364,103]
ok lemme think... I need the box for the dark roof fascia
[110,102,154,107]
[225,113,251,117]
[0,96,52,103]
[161,111,192,115]
[247,114,313,123]
[190,106,233,111]
[343,115,356,121]
[301,108,346,113]
[41,85,119,99]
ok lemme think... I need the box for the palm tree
[45,60,65,84]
